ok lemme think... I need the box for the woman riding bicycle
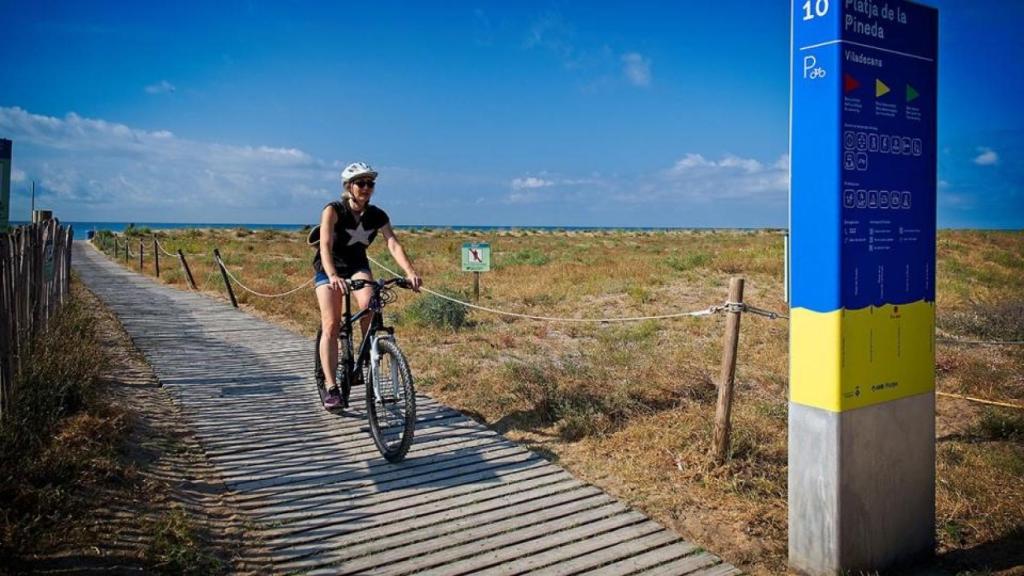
[313,162,422,409]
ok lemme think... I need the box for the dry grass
[93,228,1024,574]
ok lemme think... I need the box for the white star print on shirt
[346,222,375,246]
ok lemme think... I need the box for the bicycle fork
[369,335,400,403]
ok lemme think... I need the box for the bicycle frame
[339,282,398,403]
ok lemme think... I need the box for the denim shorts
[313,268,372,288]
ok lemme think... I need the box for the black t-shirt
[312,201,390,275]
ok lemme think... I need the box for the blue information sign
[791,0,937,411]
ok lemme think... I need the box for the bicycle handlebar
[347,277,412,291]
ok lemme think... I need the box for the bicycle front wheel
[365,339,416,462]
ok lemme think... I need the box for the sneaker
[323,387,342,410]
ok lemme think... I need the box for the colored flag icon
[906,83,920,102]
[875,79,890,97]
[844,73,861,93]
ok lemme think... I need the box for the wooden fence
[0,220,74,423]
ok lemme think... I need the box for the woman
[313,162,422,409]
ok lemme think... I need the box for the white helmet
[341,162,378,184]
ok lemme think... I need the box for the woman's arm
[380,223,422,291]
[319,207,347,292]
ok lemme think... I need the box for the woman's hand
[406,273,422,293]
[329,272,348,293]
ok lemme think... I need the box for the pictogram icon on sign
[875,78,890,98]
[906,84,920,102]
[844,73,861,93]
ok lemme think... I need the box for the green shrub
[504,249,550,267]
[972,409,1024,441]
[124,225,153,237]
[401,291,469,330]
[666,252,710,272]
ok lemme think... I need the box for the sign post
[461,242,491,301]
[0,139,11,231]
[789,1,937,573]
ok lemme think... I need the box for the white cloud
[0,106,334,221]
[505,153,787,208]
[11,167,26,183]
[511,176,554,191]
[621,53,651,87]
[145,80,176,94]
[973,147,998,166]
[643,152,789,203]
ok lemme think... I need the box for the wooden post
[177,249,197,290]
[124,237,129,262]
[473,271,480,302]
[213,248,238,308]
[153,238,160,277]
[138,240,144,270]
[711,277,745,465]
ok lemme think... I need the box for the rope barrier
[154,238,178,258]
[155,238,208,259]
[937,391,1024,410]
[366,255,787,324]
[724,301,790,320]
[219,261,314,298]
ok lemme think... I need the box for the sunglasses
[351,179,376,189]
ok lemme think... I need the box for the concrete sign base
[789,393,935,573]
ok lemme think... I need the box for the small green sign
[461,242,491,272]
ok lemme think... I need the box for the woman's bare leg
[351,270,374,339]
[315,283,343,390]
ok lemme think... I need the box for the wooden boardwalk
[73,243,740,576]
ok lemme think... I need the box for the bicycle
[314,277,417,462]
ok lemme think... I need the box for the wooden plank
[577,545,717,576]
[471,519,665,576]
[244,457,556,518]
[534,531,694,576]
[423,510,651,576]
[302,497,624,575]
[272,484,609,569]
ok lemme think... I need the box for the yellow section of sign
[790,300,935,412]
[876,78,891,98]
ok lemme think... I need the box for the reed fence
[0,220,74,423]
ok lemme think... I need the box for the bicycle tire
[365,338,416,462]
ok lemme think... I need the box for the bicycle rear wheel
[365,339,416,462]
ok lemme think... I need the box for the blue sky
[1,1,1021,228]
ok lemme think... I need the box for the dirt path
[20,284,270,574]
